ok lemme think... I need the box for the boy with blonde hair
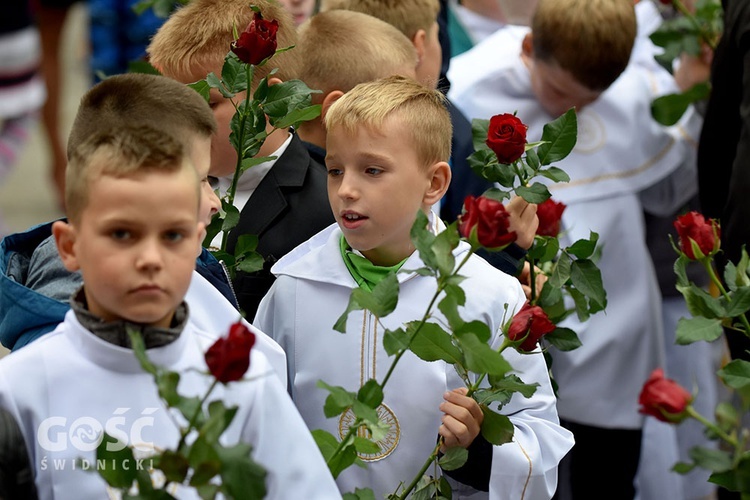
[295,9,418,163]
[255,75,573,499]
[449,0,702,496]
[148,0,334,319]
[0,123,340,499]
[0,73,288,384]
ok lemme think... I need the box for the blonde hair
[297,10,417,100]
[66,126,196,223]
[147,0,301,86]
[321,0,439,39]
[532,0,636,90]
[67,73,216,159]
[325,75,451,167]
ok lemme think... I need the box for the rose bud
[205,321,256,384]
[507,302,556,352]
[231,12,279,66]
[638,368,693,423]
[486,113,528,164]
[459,195,517,250]
[536,198,566,237]
[673,211,720,260]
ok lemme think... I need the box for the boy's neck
[296,119,326,151]
[259,126,293,158]
[71,288,187,349]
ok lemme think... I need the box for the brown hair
[66,125,196,223]
[325,75,452,167]
[321,0,439,39]
[531,0,636,91]
[297,10,417,100]
[67,73,216,159]
[147,0,301,87]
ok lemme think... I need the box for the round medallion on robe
[338,403,400,461]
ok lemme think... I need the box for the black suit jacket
[226,133,334,319]
[698,0,750,270]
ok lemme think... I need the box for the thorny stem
[396,441,442,500]
[177,379,219,453]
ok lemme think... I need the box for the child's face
[62,167,202,327]
[325,115,436,266]
[526,57,602,117]
[191,135,221,226]
[278,0,316,27]
[416,22,442,89]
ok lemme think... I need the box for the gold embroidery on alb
[338,311,400,461]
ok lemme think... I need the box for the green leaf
[221,200,240,232]
[357,380,384,408]
[566,232,599,260]
[202,400,237,444]
[203,212,223,248]
[188,80,211,104]
[673,462,696,474]
[352,273,400,317]
[433,224,459,277]
[317,380,356,418]
[568,287,590,322]
[715,401,740,431]
[311,429,339,463]
[240,155,277,174]
[527,235,559,262]
[515,182,551,204]
[217,442,267,499]
[480,405,514,445]
[411,211,438,270]
[270,104,322,129]
[438,447,469,471]
[651,82,711,126]
[549,252,572,288]
[127,330,157,375]
[537,283,565,319]
[188,435,221,486]
[156,370,181,406]
[383,327,410,355]
[471,118,490,152]
[96,434,138,488]
[342,488,377,500]
[537,108,577,165]
[352,400,380,429]
[459,334,512,376]
[438,291,465,331]
[478,374,538,403]
[538,166,570,183]
[675,316,724,345]
[674,253,691,287]
[158,449,190,483]
[409,322,463,364]
[689,446,733,473]
[220,53,248,94]
[262,79,319,118]
[128,59,161,76]
[718,359,750,394]
[468,151,516,187]
[544,327,582,352]
[525,147,540,171]
[724,287,750,317]
[353,436,380,455]
[235,234,258,256]
[677,283,725,319]
[569,259,607,310]
[175,395,205,429]
[454,320,492,343]
[725,261,739,292]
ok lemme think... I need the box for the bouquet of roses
[638,211,750,494]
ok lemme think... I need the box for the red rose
[673,211,720,260]
[486,113,528,164]
[205,321,256,384]
[507,302,556,352]
[638,368,693,423]
[231,13,279,65]
[536,198,566,237]
[458,195,517,249]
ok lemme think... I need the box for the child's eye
[327,168,343,177]
[207,176,219,189]
[365,167,383,176]
[111,229,131,240]
[163,231,185,243]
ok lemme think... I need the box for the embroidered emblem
[574,111,606,153]
[338,403,400,462]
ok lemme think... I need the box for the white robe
[255,220,575,500]
[0,310,341,500]
[447,27,702,428]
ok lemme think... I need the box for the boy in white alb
[448,0,701,497]
[0,125,341,499]
[255,75,574,499]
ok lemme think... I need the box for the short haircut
[147,0,301,86]
[325,75,452,167]
[67,73,216,159]
[66,125,196,223]
[531,0,636,91]
[297,10,417,100]
[321,0,439,39]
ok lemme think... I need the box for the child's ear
[521,33,534,60]
[412,28,427,67]
[321,90,344,121]
[423,161,452,206]
[51,220,80,272]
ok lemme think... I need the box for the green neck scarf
[339,235,407,292]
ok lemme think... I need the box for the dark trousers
[553,420,642,500]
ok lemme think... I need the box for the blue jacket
[0,221,237,351]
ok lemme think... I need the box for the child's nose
[136,238,164,272]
